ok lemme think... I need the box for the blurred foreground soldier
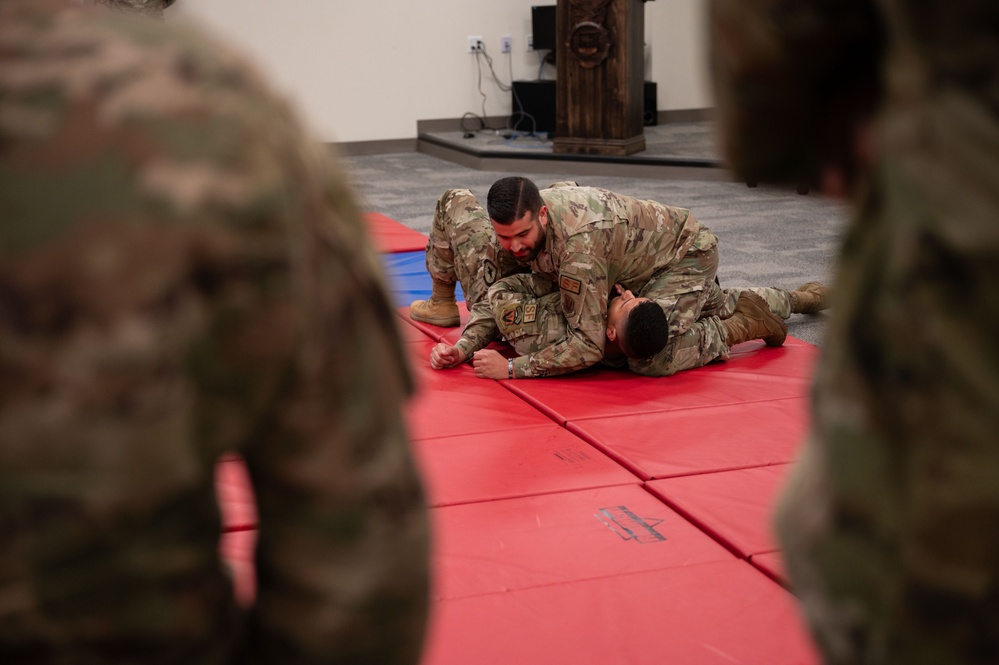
[711,0,999,663]
[0,1,429,663]
[83,0,175,17]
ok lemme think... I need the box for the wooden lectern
[553,0,653,156]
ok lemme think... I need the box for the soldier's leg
[725,287,794,319]
[639,245,721,339]
[704,284,830,321]
[627,315,730,377]
[629,291,786,377]
[413,189,519,326]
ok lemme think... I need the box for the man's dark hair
[619,301,669,359]
[486,176,543,225]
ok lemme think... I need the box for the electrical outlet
[526,34,534,51]
[500,35,512,54]
[467,36,484,54]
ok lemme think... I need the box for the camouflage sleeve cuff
[453,337,480,360]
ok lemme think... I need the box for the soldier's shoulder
[0,0,327,252]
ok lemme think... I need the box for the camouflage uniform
[0,1,429,663]
[423,188,523,307]
[83,0,174,17]
[711,0,999,662]
[489,276,795,377]
[455,185,720,378]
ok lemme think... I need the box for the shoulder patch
[559,275,582,294]
[482,259,499,286]
[562,293,576,317]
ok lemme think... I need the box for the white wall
[169,0,712,143]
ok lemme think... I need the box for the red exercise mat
[364,212,428,253]
[751,550,791,587]
[646,463,794,559]
[404,340,553,440]
[215,454,256,531]
[218,528,256,608]
[411,424,638,507]
[421,559,819,665]
[703,336,820,380]
[430,484,733,602]
[394,316,438,343]
[502,356,810,425]
[568,397,807,480]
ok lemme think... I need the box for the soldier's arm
[191,88,428,664]
[453,273,555,360]
[709,0,884,187]
[453,298,501,359]
[513,255,607,378]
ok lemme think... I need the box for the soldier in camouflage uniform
[83,0,174,17]
[435,271,822,378]
[710,0,999,662]
[0,1,429,663]
[421,178,826,379]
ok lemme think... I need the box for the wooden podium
[553,0,652,156]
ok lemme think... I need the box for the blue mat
[381,250,464,309]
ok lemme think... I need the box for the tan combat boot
[410,280,460,327]
[723,292,788,347]
[790,282,831,314]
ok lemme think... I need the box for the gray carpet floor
[342,138,849,347]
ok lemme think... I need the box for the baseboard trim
[333,138,418,156]
[657,108,715,124]
[332,109,715,155]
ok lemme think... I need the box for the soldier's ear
[606,325,618,341]
[539,205,548,228]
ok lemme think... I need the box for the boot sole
[409,312,461,327]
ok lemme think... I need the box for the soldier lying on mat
[430,277,828,380]
[413,177,829,380]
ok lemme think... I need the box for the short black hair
[486,176,543,225]
[619,301,669,359]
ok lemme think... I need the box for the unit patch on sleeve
[559,275,582,294]
[501,305,523,327]
[562,293,576,317]
[483,259,499,286]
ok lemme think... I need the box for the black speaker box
[510,80,657,133]
[511,80,556,135]
[643,81,658,126]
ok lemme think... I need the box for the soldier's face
[493,206,547,263]
[607,285,660,355]
[607,286,645,331]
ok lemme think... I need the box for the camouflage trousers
[488,272,794,377]
[775,154,999,663]
[424,189,522,307]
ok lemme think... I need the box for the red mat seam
[639,482,751,562]
[644,460,797,482]
[430,557,739,603]
[749,553,791,589]
[425,479,642,508]
[222,523,257,533]
[565,394,808,425]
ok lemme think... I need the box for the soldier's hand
[471,349,509,380]
[430,343,467,370]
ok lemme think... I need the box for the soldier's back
[0,1,428,662]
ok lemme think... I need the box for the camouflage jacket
[0,1,428,663]
[458,186,715,377]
